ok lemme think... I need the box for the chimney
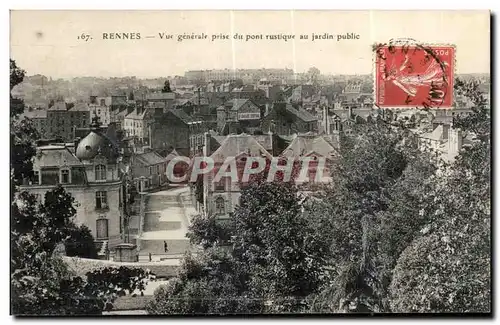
[204,132,211,156]
[74,137,81,154]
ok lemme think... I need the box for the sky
[10,10,490,78]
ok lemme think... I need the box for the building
[150,109,206,156]
[123,108,150,143]
[184,68,295,83]
[21,108,48,139]
[261,102,318,135]
[129,150,167,191]
[280,133,338,184]
[20,120,124,252]
[146,92,176,112]
[46,102,91,141]
[216,99,262,135]
[203,133,273,220]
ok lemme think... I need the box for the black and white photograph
[9,9,491,316]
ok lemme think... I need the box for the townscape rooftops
[284,103,318,122]
[211,133,273,161]
[70,102,91,112]
[48,101,67,111]
[168,108,203,125]
[34,145,83,168]
[281,134,338,159]
[125,108,149,120]
[22,109,47,119]
[164,149,180,162]
[76,131,120,161]
[134,150,165,166]
[147,92,176,101]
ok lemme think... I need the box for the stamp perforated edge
[371,39,457,110]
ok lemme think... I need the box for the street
[137,185,197,261]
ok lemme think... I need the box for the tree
[147,249,260,315]
[151,181,331,314]
[128,91,135,101]
[187,214,234,249]
[389,79,491,313]
[65,225,99,259]
[232,181,331,312]
[161,80,172,93]
[10,61,152,315]
[10,60,40,195]
[310,115,440,313]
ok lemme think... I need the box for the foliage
[147,249,260,315]
[389,79,491,313]
[65,225,99,259]
[10,60,40,196]
[187,214,234,249]
[10,60,153,315]
[165,181,331,314]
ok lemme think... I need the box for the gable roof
[211,134,273,161]
[164,149,180,162]
[70,103,91,112]
[134,151,165,166]
[281,134,338,159]
[125,108,149,120]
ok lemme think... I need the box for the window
[95,164,107,181]
[100,99,105,106]
[41,168,59,185]
[96,218,109,239]
[215,197,225,215]
[33,170,39,185]
[149,166,153,175]
[215,178,225,191]
[156,165,159,174]
[61,169,70,184]
[71,167,86,184]
[96,191,108,209]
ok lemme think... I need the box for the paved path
[138,185,197,258]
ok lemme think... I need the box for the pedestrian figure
[164,241,168,253]
[149,252,152,262]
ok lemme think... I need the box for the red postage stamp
[375,42,455,109]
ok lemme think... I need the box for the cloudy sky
[10,10,490,78]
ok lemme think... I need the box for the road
[137,185,198,261]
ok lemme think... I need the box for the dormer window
[95,164,107,181]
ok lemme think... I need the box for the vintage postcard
[10,10,491,316]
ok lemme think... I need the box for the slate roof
[125,109,149,120]
[281,134,338,159]
[34,145,83,168]
[284,104,317,122]
[70,103,91,112]
[211,134,273,161]
[164,149,180,162]
[48,102,67,111]
[22,109,47,119]
[134,151,165,166]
